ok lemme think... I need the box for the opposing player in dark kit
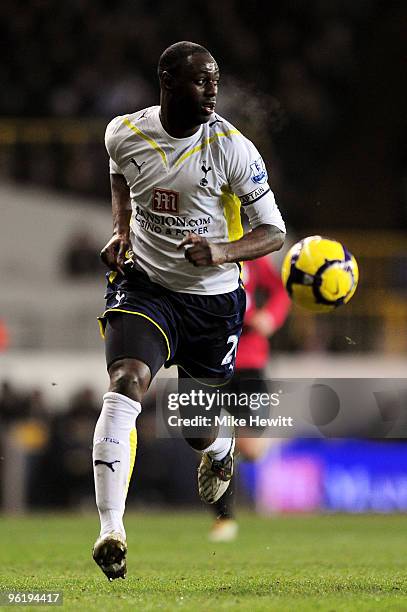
[92,41,285,580]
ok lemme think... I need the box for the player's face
[174,53,220,125]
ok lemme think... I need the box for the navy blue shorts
[98,267,246,383]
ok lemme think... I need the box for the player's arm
[100,173,132,274]
[100,117,132,274]
[257,256,291,330]
[223,223,284,263]
[246,257,291,336]
[178,223,284,266]
[179,133,285,266]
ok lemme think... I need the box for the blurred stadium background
[1,0,407,517]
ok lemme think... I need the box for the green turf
[0,512,407,611]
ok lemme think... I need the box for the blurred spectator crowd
[1,0,395,227]
[0,380,100,509]
[1,0,368,119]
[0,379,198,510]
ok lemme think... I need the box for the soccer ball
[281,235,359,312]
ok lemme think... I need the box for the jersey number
[221,335,238,366]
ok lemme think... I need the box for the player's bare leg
[93,358,150,581]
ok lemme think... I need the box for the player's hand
[247,310,276,337]
[100,233,131,275]
[177,233,227,266]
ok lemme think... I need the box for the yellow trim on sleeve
[221,189,244,242]
[221,187,244,277]
[174,130,240,167]
[102,308,171,360]
[122,118,167,167]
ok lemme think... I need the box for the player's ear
[161,71,176,91]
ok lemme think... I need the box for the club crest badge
[250,158,267,184]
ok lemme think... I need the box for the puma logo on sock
[94,459,121,472]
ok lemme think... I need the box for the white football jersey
[105,105,285,295]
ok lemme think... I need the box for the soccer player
[92,41,286,580]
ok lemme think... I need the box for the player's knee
[108,359,150,403]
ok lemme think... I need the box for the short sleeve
[109,157,123,174]
[105,116,124,175]
[226,135,286,232]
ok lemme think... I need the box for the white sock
[203,409,233,461]
[204,436,233,461]
[93,391,141,538]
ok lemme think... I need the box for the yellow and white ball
[281,235,359,313]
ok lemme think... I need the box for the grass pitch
[0,512,407,611]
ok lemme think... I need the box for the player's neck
[159,107,201,139]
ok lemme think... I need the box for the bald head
[158,41,214,80]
